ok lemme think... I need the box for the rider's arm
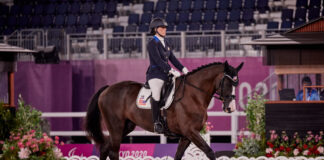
[169,51,184,72]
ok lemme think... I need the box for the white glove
[169,68,181,77]
[182,67,189,75]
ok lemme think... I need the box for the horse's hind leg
[123,119,136,137]
[174,137,191,160]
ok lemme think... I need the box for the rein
[173,73,237,103]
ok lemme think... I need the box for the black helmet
[302,76,312,85]
[149,17,168,34]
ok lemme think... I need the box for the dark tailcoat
[146,36,184,81]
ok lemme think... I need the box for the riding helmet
[149,17,168,34]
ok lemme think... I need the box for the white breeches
[148,78,164,101]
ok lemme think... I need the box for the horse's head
[216,61,244,113]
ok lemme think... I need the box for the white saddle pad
[136,78,176,110]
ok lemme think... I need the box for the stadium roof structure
[0,43,36,53]
[241,17,324,45]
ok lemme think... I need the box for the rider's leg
[148,78,164,133]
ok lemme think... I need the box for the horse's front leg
[187,131,215,160]
[174,137,191,160]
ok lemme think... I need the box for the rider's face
[156,27,167,37]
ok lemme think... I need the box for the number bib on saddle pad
[136,78,176,110]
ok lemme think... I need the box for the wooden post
[8,72,14,108]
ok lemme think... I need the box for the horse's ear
[236,62,244,72]
[224,61,230,73]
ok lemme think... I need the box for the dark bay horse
[85,61,244,160]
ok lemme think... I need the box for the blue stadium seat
[78,14,89,26]
[10,5,21,16]
[0,5,9,16]
[56,3,68,15]
[216,10,228,22]
[168,0,179,12]
[166,12,177,25]
[0,17,6,28]
[281,20,292,29]
[3,28,14,35]
[203,10,215,23]
[242,9,254,25]
[214,22,226,30]
[231,0,243,10]
[205,0,216,10]
[94,1,105,14]
[218,0,230,10]
[124,25,138,53]
[294,8,307,21]
[90,14,102,29]
[227,21,239,30]
[21,4,33,15]
[155,0,166,13]
[267,21,279,29]
[244,0,256,9]
[113,26,124,33]
[30,15,42,28]
[180,0,192,12]
[111,26,124,53]
[34,5,44,15]
[202,23,213,30]
[141,13,152,25]
[18,15,30,29]
[281,9,293,21]
[42,15,54,28]
[176,23,187,31]
[7,15,17,28]
[296,0,308,8]
[153,12,165,19]
[229,9,241,22]
[167,25,174,31]
[178,12,189,24]
[81,2,93,14]
[54,15,65,28]
[294,19,306,27]
[128,14,140,25]
[45,4,55,15]
[256,0,269,13]
[106,1,117,17]
[189,23,200,30]
[138,24,149,32]
[308,7,320,20]
[143,1,154,13]
[76,26,87,33]
[66,26,76,34]
[191,11,202,24]
[193,0,204,11]
[309,0,321,8]
[66,14,77,26]
[70,3,80,14]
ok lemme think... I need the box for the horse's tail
[85,85,109,145]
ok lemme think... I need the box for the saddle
[138,76,181,138]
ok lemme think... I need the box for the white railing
[41,111,246,144]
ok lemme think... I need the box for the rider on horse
[146,17,189,133]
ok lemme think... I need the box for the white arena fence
[41,111,246,144]
[63,156,324,160]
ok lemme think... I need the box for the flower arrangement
[265,130,324,157]
[200,122,214,134]
[234,129,265,157]
[1,130,64,159]
[0,96,63,159]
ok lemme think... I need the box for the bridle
[174,73,239,103]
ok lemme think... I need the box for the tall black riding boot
[151,98,164,133]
